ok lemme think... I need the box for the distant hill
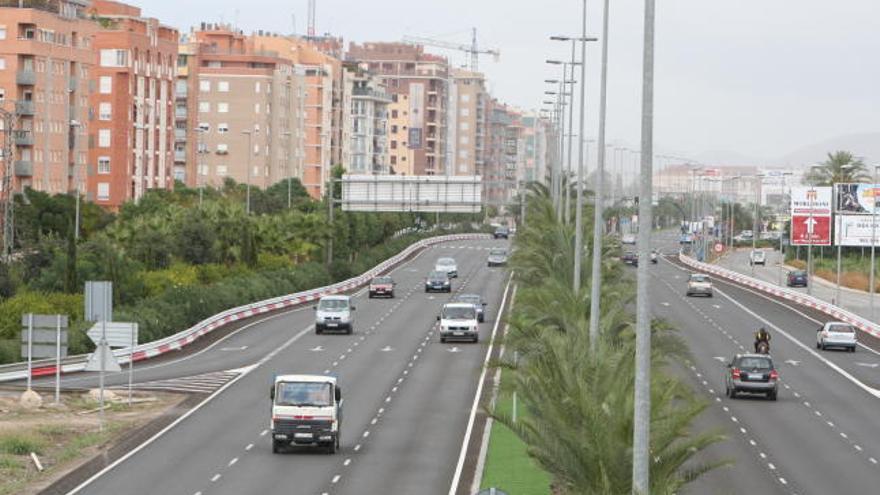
[692,149,761,167]
[773,133,880,169]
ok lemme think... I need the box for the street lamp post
[283,131,293,208]
[752,174,765,276]
[242,128,255,215]
[871,165,879,320]
[546,59,571,221]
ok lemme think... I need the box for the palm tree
[804,151,869,185]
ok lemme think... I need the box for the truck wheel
[316,327,323,335]
[327,439,337,454]
[347,326,353,335]
[272,440,282,454]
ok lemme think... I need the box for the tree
[174,210,217,264]
[804,151,869,186]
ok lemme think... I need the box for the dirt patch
[0,389,185,495]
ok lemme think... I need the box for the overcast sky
[146,0,880,164]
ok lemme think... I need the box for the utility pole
[0,108,16,261]
[633,0,655,492]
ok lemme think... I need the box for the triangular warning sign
[84,343,121,372]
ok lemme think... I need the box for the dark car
[493,226,510,239]
[724,354,778,400]
[454,293,487,322]
[425,270,451,293]
[369,276,395,298]
[787,270,808,287]
[621,251,638,266]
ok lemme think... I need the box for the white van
[315,295,355,334]
[438,302,479,343]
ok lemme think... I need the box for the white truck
[270,374,343,454]
[438,302,480,343]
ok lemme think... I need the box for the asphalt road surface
[61,238,510,495]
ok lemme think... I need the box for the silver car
[435,257,458,278]
[487,249,508,267]
[817,322,857,352]
[454,293,487,322]
[686,274,713,297]
[724,354,778,401]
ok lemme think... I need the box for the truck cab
[270,374,343,454]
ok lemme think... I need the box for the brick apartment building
[347,42,449,176]
[176,26,306,191]
[0,0,95,195]
[447,68,488,177]
[87,0,177,208]
[341,62,390,175]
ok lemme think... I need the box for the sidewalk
[714,248,878,324]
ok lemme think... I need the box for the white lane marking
[260,429,269,436]
[310,346,324,352]
[784,360,801,366]
[211,474,221,482]
[363,431,370,438]
[380,346,394,352]
[331,475,341,484]
[713,356,726,362]
[344,458,352,466]
[65,324,317,495]
[354,444,361,452]
[714,287,880,399]
[449,274,514,495]
[856,362,879,368]
[228,457,238,467]
[219,346,248,351]
[245,443,253,451]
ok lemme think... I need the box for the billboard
[835,183,880,215]
[790,186,832,246]
[340,175,482,213]
[408,83,424,150]
[835,214,880,247]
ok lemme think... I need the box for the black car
[493,226,510,239]
[724,354,779,401]
[621,252,638,266]
[787,270,808,287]
[425,270,452,293]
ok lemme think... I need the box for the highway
[60,238,510,495]
[651,231,880,495]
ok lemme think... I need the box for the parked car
[686,273,713,297]
[621,234,637,245]
[368,276,396,298]
[724,353,778,400]
[435,257,458,278]
[679,233,694,244]
[493,226,510,239]
[739,230,754,240]
[454,293,487,322]
[817,321,857,352]
[487,248,508,267]
[749,250,766,266]
[425,270,452,293]
[314,295,355,335]
[786,270,808,287]
[621,252,638,266]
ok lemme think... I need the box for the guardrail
[678,252,880,341]
[0,233,490,383]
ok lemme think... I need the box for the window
[460,93,470,102]
[217,81,229,92]
[98,129,111,147]
[0,58,5,70]
[199,79,210,92]
[97,156,110,174]
[98,102,111,120]
[254,82,261,93]
[216,164,228,175]
[97,183,110,200]
[460,108,470,117]
[390,140,397,150]
[0,88,4,102]
[391,110,398,119]
[460,136,469,145]
[459,150,468,159]
[0,26,6,40]
[197,122,210,132]
[460,122,470,131]
[217,123,229,133]
[99,49,127,67]
[216,143,228,154]
[199,102,210,113]
[217,102,229,113]
[99,76,112,94]
[390,125,398,133]
[254,103,260,114]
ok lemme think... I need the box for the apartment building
[175,26,305,191]
[446,68,487,177]
[341,62,391,174]
[0,0,95,195]
[86,0,177,208]
[252,34,342,198]
[347,42,449,176]
[486,100,524,205]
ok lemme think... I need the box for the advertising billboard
[835,183,880,215]
[408,83,424,150]
[340,175,482,213]
[790,186,832,246]
[834,214,880,247]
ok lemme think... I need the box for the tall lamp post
[546,59,571,221]
[751,174,766,276]
[242,127,256,215]
[282,130,294,208]
[871,165,879,320]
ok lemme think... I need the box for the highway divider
[0,233,490,383]
[678,252,880,340]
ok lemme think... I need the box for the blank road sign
[87,322,138,348]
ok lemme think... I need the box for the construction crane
[402,28,500,72]
[307,0,316,37]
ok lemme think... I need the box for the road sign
[85,281,113,322]
[87,322,138,348]
[20,314,68,359]
[834,214,880,247]
[713,242,724,253]
[790,214,830,246]
[84,342,121,373]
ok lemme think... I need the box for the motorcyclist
[754,327,771,353]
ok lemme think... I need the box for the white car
[435,257,458,278]
[749,250,766,266]
[686,274,713,297]
[621,234,637,245]
[438,302,479,343]
[817,322,857,352]
[315,295,354,334]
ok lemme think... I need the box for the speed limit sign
[714,242,724,253]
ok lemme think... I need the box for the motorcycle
[755,341,770,354]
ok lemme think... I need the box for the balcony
[352,87,392,103]
[174,129,187,141]
[176,88,188,99]
[14,131,33,146]
[15,101,35,116]
[175,108,187,119]
[16,70,37,86]
[174,150,186,162]
[14,160,33,177]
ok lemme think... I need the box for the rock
[88,388,118,403]
[19,389,43,409]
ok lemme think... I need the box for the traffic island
[0,390,184,495]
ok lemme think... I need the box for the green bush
[0,291,83,341]
[0,433,46,456]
